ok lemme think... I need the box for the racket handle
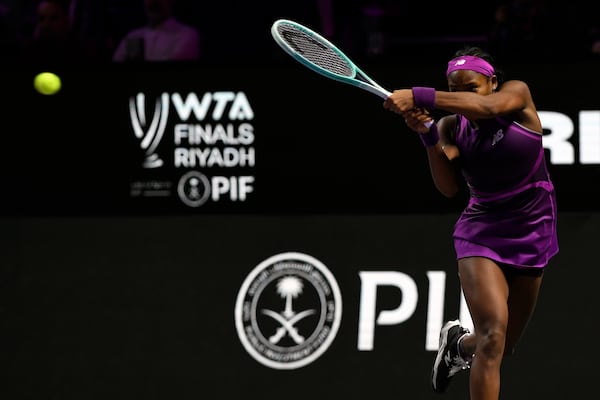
[420,122,439,147]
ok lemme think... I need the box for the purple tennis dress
[452,115,559,270]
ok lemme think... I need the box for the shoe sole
[431,319,461,393]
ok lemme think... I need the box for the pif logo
[177,171,254,207]
[235,252,342,369]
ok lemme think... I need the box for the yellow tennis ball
[34,72,62,95]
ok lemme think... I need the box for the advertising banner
[3,61,599,215]
[0,213,594,399]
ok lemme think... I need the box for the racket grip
[419,122,439,147]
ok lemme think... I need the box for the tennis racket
[271,19,433,128]
[271,18,392,99]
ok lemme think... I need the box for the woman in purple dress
[384,46,559,400]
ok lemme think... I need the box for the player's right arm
[404,110,461,198]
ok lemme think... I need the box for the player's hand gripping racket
[271,19,433,128]
[271,19,392,99]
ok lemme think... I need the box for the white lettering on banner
[459,291,473,343]
[170,92,254,121]
[357,271,418,351]
[131,90,257,208]
[174,147,255,167]
[540,111,575,164]
[540,110,600,164]
[211,176,254,201]
[173,123,254,145]
[358,270,474,351]
[580,111,600,164]
[426,271,446,351]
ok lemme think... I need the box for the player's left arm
[435,80,536,123]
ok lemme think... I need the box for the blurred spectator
[591,32,600,57]
[325,0,366,61]
[0,0,38,47]
[487,0,585,62]
[488,0,539,60]
[17,0,91,66]
[488,3,514,61]
[112,0,200,62]
[66,0,122,62]
[584,16,600,58]
[0,2,17,57]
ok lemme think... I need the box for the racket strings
[276,25,353,77]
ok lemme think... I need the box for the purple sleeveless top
[452,115,559,270]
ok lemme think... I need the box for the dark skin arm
[384,79,542,132]
[387,77,542,198]
[404,109,461,197]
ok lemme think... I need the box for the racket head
[271,19,359,83]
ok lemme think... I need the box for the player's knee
[476,328,506,361]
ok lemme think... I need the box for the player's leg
[458,256,509,400]
[503,269,544,355]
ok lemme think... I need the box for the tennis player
[383,46,559,400]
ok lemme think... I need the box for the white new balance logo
[444,352,453,367]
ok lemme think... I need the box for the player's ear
[490,75,498,91]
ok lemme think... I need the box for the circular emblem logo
[235,252,342,369]
[177,171,210,207]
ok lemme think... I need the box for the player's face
[447,70,497,95]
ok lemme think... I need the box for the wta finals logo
[235,252,342,369]
[129,92,169,168]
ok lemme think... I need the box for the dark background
[0,1,599,399]
[0,214,596,400]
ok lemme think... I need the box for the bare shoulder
[499,79,532,95]
[496,79,537,113]
[500,80,541,131]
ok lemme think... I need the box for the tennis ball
[33,72,62,95]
